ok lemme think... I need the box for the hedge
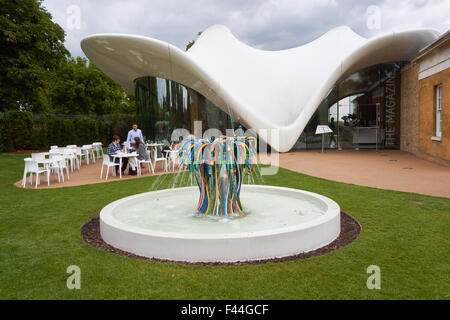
[0,110,135,152]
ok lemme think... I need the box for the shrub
[0,111,134,151]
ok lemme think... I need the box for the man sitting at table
[107,135,128,174]
[126,123,144,148]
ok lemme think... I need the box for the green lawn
[0,153,448,299]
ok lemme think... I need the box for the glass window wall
[135,76,234,143]
[293,62,406,150]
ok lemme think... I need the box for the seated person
[128,137,148,174]
[133,137,149,162]
[107,135,128,174]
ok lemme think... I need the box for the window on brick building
[435,85,442,138]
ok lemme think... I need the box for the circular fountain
[99,137,341,262]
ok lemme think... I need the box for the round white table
[112,152,138,179]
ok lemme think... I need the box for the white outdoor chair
[22,158,50,188]
[74,147,84,165]
[153,146,167,172]
[63,148,79,172]
[50,145,58,149]
[31,153,46,166]
[100,154,120,180]
[81,144,95,164]
[49,148,62,155]
[50,155,70,183]
[137,150,155,176]
[92,142,103,158]
[167,151,180,172]
[66,145,77,148]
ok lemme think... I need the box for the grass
[0,153,448,299]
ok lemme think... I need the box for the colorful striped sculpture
[178,136,257,216]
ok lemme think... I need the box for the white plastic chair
[22,158,50,188]
[49,148,62,155]
[31,152,45,165]
[153,146,167,172]
[66,145,77,148]
[63,148,79,172]
[74,147,84,165]
[100,155,120,180]
[92,142,103,158]
[137,150,155,176]
[81,145,95,164]
[50,145,58,149]
[167,151,180,172]
[31,152,50,171]
[50,155,70,182]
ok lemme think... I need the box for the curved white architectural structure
[99,185,341,262]
[81,25,439,151]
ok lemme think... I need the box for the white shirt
[126,128,144,145]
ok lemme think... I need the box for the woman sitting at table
[134,137,149,159]
[130,137,149,171]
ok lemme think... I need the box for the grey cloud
[42,0,449,58]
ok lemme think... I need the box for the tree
[185,31,202,51]
[0,0,69,112]
[48,57,135,115]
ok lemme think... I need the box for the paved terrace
[276,150,449,198]
[15,150,450,198]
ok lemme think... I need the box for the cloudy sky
[42,0,450,58]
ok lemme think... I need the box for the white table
[112,152,138,179]
[146,142,163,150]
[145,143,164,159]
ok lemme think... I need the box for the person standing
[107,135,128,174]
[126,123,144,148]
[329,117,337,148]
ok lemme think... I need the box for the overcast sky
[42,0,450,59]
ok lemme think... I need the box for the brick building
[401,31,449,166]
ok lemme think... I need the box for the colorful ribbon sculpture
[178,136,257,216]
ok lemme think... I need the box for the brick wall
[400,63,420,154]
[418,67,450,164]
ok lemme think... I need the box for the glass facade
[135,76,237,143]
[293,62,406,150]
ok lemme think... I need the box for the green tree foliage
[185,31,202,51]
[0,0,69,112]
[48,57,135,115]
[0,0,135,116]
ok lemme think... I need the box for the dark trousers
[110,156,128,173]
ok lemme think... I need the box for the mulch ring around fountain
[81,211,361,266]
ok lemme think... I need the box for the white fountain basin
[100,185,340,262]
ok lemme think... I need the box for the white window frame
[435,85,442,138]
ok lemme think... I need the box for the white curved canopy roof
[81,25,439,151]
